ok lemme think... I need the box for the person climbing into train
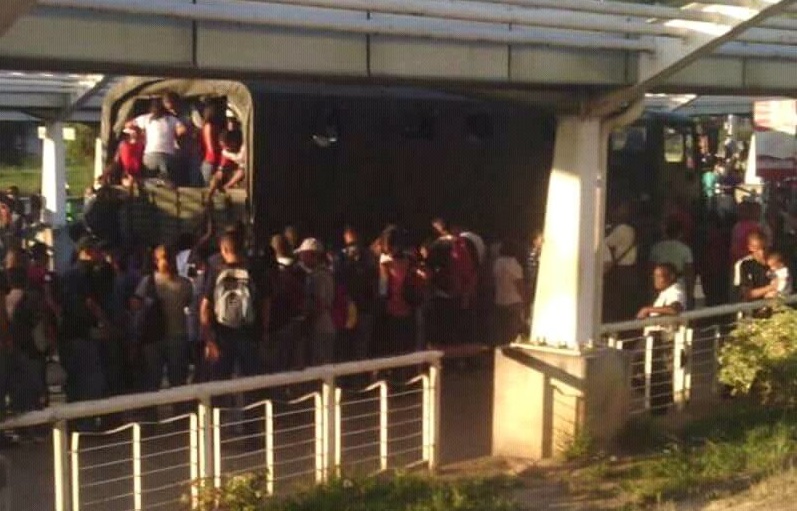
[126,98,187,189]
[207,127,246,202]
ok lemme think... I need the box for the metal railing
[599,295,797,416]
[0,351,443,511]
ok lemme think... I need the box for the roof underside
[2,0,797,118]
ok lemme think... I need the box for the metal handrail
[0,351,443,430]
[599,294,797,335]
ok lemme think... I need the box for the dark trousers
[428,297,456,347]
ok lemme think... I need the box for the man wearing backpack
[200,232,270,381]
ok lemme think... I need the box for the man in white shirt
[637,263,685,320]
[649,219,694,308]
[636,263,683,415]
[125,98,187,186]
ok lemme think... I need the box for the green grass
[197,473,520,511]
[0,163,93,197]
[580,408,797,506]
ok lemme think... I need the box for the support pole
[53,421,72,511]
[41,122,68,228]
[530,117,604,349]
[94,137,105,183]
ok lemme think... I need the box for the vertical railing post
[53,421,72,511]
[264,401,274,496]
[313,392,324,484]
[70,432,81,511]
[212,409,222,490]
[684,327,693,403]
[673,326,685,411]
[132,424,143,511]
[189,414,199,510]
[644,334,654,411]
[198,397,214,489]
[428,361,442,472]
[378,381,389,472]
[322,376,336,482]
[334,388,342,475]
[420,374,431,464]
[711,325,722,395]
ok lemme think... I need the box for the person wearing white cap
[295,238,336,366]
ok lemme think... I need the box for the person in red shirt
[207,128,246,202]
[116,126,145,194]
[199,103,223,186]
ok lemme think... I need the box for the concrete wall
[492,345,630,459]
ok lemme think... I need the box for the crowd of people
[104,92,246,198]
[603,148,794,328]
[0,191,543,438]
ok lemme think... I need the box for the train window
[664,127,685,163]
[611,126,646,152]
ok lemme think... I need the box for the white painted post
[684,327,693,403]
[52,421,72,511]
[132,424,142,511]
[673,327,685,411]
[322,377,336,481]
[420,374,431,464]
[70,433,80,511]
[189,414,199,510]
[378,381,389,472]
[197,398,214,488]
[334,388,342,474]
[428,363,442,472]
[93,137,105,183]
[711,325,722,395]
[41,122,68,228]
[264,401,275,496]
[644,334,654,411]
[314,392,324,484]
[212,409,221,490]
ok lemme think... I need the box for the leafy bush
[718,306,797,406]
[195,473,519,511]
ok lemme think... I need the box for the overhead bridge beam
[0,0,38,36]
[589,0,797,116]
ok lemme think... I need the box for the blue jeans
[142,335,189,391]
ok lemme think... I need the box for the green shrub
[195,473,519,511]
[718,306,797,406]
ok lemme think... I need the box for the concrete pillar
[41,122,68,228]
[492,345,630,460]
[530,117,607,349]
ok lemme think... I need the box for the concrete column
[41,122,68,228]
[530,116,607,349]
